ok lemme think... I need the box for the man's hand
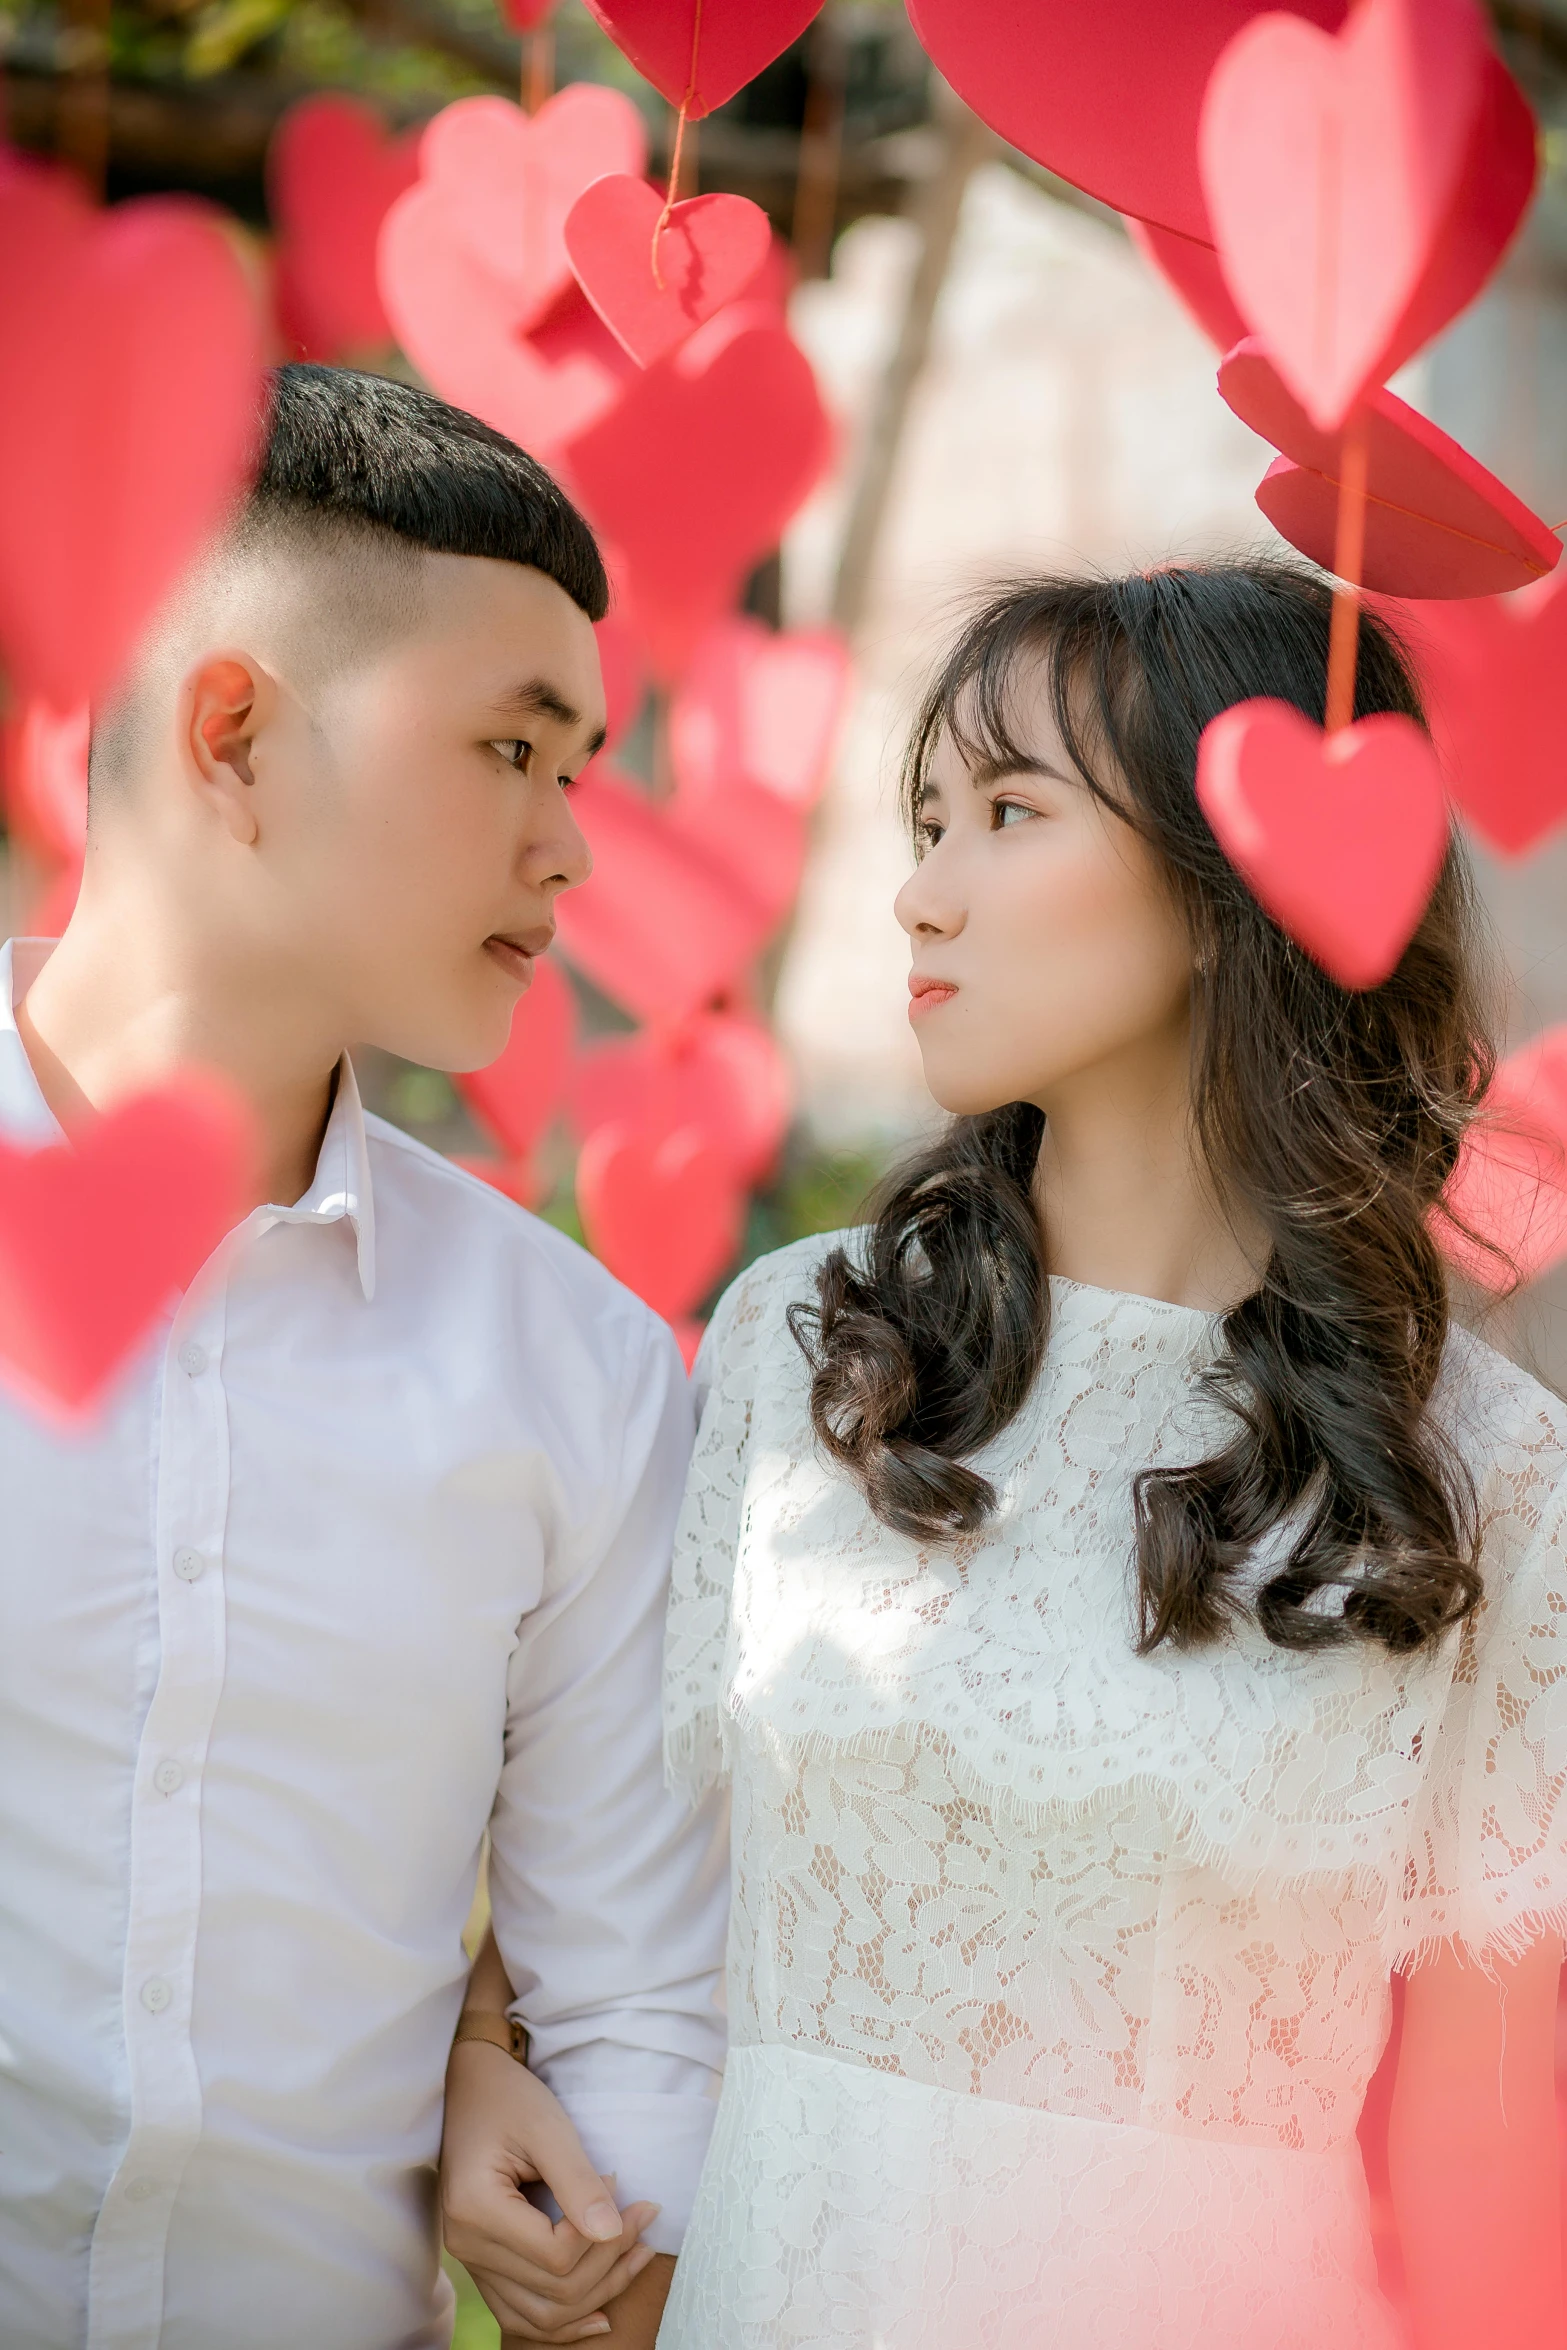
[442,2039,659,2344]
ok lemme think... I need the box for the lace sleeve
[663,1252,796,1800]
[1395,1446,1567,1968]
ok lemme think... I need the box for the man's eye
[489,739,533,772]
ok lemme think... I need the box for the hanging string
[652,0,704,290]
[1323,410,1370,737]
[525,23,554,113]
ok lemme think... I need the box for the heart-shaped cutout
[567,1010,791,1186]
[1402,573,1567,857]
[576,1121,745,1320]
[1195,699,1449,989]
[1440,1024,1567,1290]
[566,305,831,680]
[583,0,824,118]
[1220,339,1560,599]
[565,177,771,367]
[670,615,850,809]
[0,1074,255,1420]
[419,88,646,331]
[268,94,419,361]
[2,700,89,866]
[0,169,265,707]
[454,951,577,1163]
[1199,0,1490,429]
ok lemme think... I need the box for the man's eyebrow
[494,678,585,731]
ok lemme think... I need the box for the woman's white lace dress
[658,1236,1567,2350]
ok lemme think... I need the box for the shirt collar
[0,939,377,1302]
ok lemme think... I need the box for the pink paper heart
[565,177,771,367]
[1,701,89,866]
[583,0,824,118]
[1402,573,1567,857]
[670,616,850,809]
[0,170,264,707]
[379,186,632,458]
[268,94,419,361]
[566,1011,791,1186]
[0,1075,255,1421]
[1440,1025,1567,1290]
[576,1122,745,1319]
[420,88,646,332]
[567,305,831,679]
[454,951,577,1161]
[1195,699,1449,989]
[1199,0,1491,430]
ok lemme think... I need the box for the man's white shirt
[0,940,726,2350]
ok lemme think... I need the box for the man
[0,364,725,2349]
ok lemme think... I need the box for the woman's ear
[183,651,278,845]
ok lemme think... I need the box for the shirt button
[178,1342,208,1377]
[172,1548,207,1583]
[140,1977,173,2015]
[153,1759,185,1797]
[124,2178,159,2205]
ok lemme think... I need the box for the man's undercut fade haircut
[253,364,609,619]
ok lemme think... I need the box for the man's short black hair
[253,364,609,622]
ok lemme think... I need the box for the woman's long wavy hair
[790,562,1499,1655]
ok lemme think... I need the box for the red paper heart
[454,950,577,1160]
[583,0,824,118]
[909,0,1345,244]
[1402,574,1567,857]
[1196,699,1449,989]
[1440,1025,1567,1290]
[567,306,831,679]
[379,189,633,457]
[1200,0,1490,430]
[0,171,264,708]
[0,1075,255,1420]
[268,95,419,362]
[670,616,849,809]
[501,0,556,25]
[565,177,771,367]
[1220,340,1560,599]
[1131,48,1533,357]
[576,1122,745,1319]
[567,1011,791,1186]
[420,88,646,332]
[1,701,89,866]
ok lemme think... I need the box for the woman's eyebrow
[966,752,1067,787]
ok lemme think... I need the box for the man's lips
[908,972,958,1020]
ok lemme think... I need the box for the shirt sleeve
[486,1310,728,2253]
[1394,1455,1567,1969]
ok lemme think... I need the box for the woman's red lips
[908,973,958,1019]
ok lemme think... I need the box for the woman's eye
[917,820,945,852]
[994,799,1035,828]
[489,739,533,773]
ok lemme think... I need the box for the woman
[655,563,1567,2349]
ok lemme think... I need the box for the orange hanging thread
[525,24,554,113]
[652,0,704,291]
[1324,411,1370,737]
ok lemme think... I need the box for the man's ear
[183,651,279,846]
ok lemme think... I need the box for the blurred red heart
[671,616,850,809]
[454,951,577,1161]
[501,0,556,25]
[567,307,831,679]
[0,171,264,707]
[268,94,419,361]
[583,0,824,117]
[1220,341,1560,598]
[909,0,1345,244]
[2,701,89,866]
[1196,700,1449,989]
[565,177,771,367]
[379,189,632,456]
[1441,1025,1567,1290]
[0,1074,255,1421]
[567,1011,791,1185]
[1403,575,1567,857]
[1131,49,1533,357]
[1200,0,1490,429]
[419,89,646,331]
[577,1122,745,1319]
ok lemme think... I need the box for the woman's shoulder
[700,1227,867,1369]
[1435,1321,1567,1492]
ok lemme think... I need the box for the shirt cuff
[530,2090,718,2255]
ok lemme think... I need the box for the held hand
[442,2040,660,2344]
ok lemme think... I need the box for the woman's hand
[1389,1933,1564,2350]
[441,2038,661,2344]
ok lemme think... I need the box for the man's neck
[13,901,344,1211]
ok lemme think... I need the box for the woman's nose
[895,853,964,941]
